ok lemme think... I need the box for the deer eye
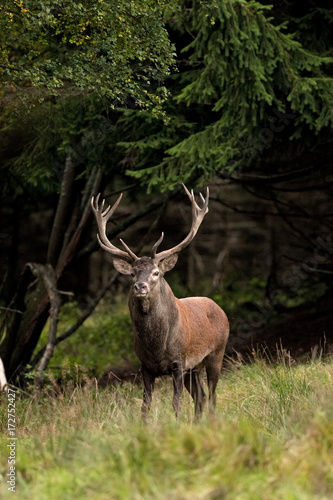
[153,270,159,276]
[130,271,135,278]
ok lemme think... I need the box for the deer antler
[91,193,138,262]
[152,184,209,261]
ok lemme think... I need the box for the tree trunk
[46,154,75,266]
[2,263,50,381]
[0,164,103,385]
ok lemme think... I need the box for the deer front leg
[141,365,155,418]
[172,361,184,417]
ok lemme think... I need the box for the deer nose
[134,282,149,295]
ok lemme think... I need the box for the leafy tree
[121,0,333,188]
[0,0,175,110]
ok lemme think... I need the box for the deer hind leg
[205,351,224,414]
[171,361,184,417]
[141,365,155,418]
[184,369,207,418]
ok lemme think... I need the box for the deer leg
[194,371,207,417]
[184,370,207,418]
[171,362,183,417]
[206,352,223,414]
[141,365,155,418]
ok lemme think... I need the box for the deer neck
[129,278,178,334]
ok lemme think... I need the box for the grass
[1,357,333,499]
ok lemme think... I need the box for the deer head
[91,185,209,299]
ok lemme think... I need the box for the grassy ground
[1,357,333,500]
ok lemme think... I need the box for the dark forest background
[0,0,332,386]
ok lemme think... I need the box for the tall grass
[1,357,333,499]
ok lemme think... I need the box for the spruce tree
[120,0,333,189]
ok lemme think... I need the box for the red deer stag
[91,186,229,418]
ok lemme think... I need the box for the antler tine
[183,183,209,215]
[182,183,191,198]
[91,192,136,263]
[151,232,164,258]
[154,185,209,262]
[119,238,139,260]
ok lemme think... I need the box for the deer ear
[158,254,178,274]
[113,258,133,275]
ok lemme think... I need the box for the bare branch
[26,264,60,389]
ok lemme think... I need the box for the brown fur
[114,256,229,418]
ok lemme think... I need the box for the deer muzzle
[133,282,149,297]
